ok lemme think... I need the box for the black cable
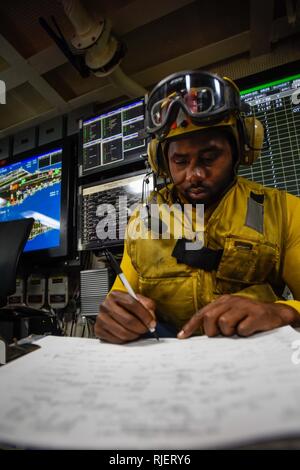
[87,318,93,338]
[86,319,91,338]
[70,313,76,337]
[63,315,68,336]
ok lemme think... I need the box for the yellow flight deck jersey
[110,177,300,332]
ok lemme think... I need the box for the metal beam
[27,45,67,76]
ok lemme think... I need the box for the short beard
[182,170,236,207]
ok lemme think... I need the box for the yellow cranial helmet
[145,70,264,177]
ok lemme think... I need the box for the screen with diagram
[0,148,63,252]
[80,99,147,176]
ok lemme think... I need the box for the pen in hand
[106,250,159,341]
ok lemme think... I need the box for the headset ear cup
[147,139,159,174]
[242,117,264,165]
[147,139,169,177]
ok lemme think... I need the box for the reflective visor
[146,71,241,138]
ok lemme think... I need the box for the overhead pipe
[62,0,147,98]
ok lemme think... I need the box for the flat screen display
[80,98,147,176]
[239,70,300,196]
[0,148,63,252]
[78,171,153,250]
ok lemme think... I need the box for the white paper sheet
[0,326,300,449]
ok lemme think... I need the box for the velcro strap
[172,238,223,271]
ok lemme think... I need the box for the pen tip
[149,327,159,341]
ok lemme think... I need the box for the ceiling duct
[61,0,147,98]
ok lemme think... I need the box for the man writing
[95,70,300,343]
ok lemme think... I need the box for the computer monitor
[78,170,154,251]
[79,98,147,177]
[237,61,300,196]
[0,146,69,258]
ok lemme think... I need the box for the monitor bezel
[0,139,70,260]
[78,96,147,178]
[78,168,153,251]
[235,59,300,197]
[235,59,300,93]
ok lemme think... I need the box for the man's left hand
[177,295,300,339]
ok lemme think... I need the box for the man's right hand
[94,290,157,344]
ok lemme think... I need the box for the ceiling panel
[0,0,72,58]
[0,0,298,136]
[0,81,53,129]
[121,0,250,75]
[43,62,109,101]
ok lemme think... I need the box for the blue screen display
[0,148,62,252]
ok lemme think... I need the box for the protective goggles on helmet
[145,71,243,140]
